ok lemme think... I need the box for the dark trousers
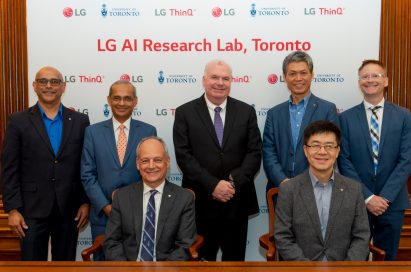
[369,209,404,261]
[197,214,248,261]
[90,223,106,261]
[20,202,78,261]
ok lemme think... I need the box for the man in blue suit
[81,80,156,260]
[263,51,338,191]
[338,60,411,260]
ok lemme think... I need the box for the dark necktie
[214,106,224,147]
[370,106,381,174]
[139,189,157,261]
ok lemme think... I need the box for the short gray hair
[282,51,314,75]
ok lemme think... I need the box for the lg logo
[63,7,86,17]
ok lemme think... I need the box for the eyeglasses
[359,73,385,81]
[138,157,165,166]
[110,96,135,103]
[306,144,339,152]
[35,78,63,86]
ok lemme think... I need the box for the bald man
[173,60,262,261]
[2,66,90,260]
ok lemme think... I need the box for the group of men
[1,51,410,262]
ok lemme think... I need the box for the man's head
[136,136,170,188]
[282,51,314,103]
[358,60,388,104]
[107,80,138,123]
[303,120,340,179]
[33,66,66,107]
[202,59,232,105]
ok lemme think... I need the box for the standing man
[275,120,370,261]
[103,137,196,261]
[338,60,411,260]
[173,59,262,261]
[263,51,338,191]
[1,66,90,260]
[81,80,156,259]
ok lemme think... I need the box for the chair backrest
[267,187,280,236]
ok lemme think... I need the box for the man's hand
[366,195,389,216]
[8,209,28,238]
[75,203,90,229]
[103,204,112,217]
[212,180,235,202]
[280,178,290,185]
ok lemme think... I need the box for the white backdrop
[26,0,381,261]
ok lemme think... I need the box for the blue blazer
[263,94,338,189]
[81,119,156,228]
[338,101,411,210]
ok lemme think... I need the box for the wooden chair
[259,187,386,261]
[82,188,204,261]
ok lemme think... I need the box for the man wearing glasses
[81,80,156,260]
[338,60,411,260]
[275,120,370,261]
[1,66,90,260]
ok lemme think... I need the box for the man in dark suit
[338,60,411,260]
[263,51,338,191]
[1,66,90,260]
[275,120,370,261]
[103,136,196,261]
[173,59,262,261]
[81,80,156,259]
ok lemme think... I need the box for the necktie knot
[214,106,222,113]
[119,124,125,131]
[149,189,158,197]
[370,106,381,115]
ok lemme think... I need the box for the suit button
[54,160,58,164]
[51,178,56,182]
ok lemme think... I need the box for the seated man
[103,136,196,261]
[274,120,370,261]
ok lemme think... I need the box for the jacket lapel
[378,101,392,158]
[56,106,73,158]
[156,181,174,244]
[324,174,346,242]
[297,95,318,146]
[122,119,139,166]
[222,97,236,148]
[103,119,120,165]
[28,104,55,157]
[354,103,374,158]
[298,171,324,242]
[132,183,144,248]
[195,95,221,148]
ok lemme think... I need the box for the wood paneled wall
[0,0,28,146]
[0,0,410,144]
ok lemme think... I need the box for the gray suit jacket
[274,170,370,261]
[103,181,196,261]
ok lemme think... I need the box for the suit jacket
[81,119,156,228]
[338,101,411,210]
[274,170,370,261]
[173,95,262,219]
[103,181,196,261]
[263,94,338,189]
[1,104,90,218]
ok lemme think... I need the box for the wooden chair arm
[369,243,386,261]
[81,234,105,261]
[259,233,276,261]
[189,234,204,261]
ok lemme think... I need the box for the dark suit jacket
[274,170,370,261]
[81,119,156,228]
[262,94,338,189]
[173,95,262,219]
[103,181,196,261]
[1,104,90,218]
[338,101,411,210]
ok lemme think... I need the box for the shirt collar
[309,168,334,188]
[37,103,63,120]
[143,180,166,195]
[289,92,311,106]
[363,98,385,110]
[204,94,227,112]
[112,116,132,131]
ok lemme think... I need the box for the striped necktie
[214,106,224,147]
[370,106,381,174]
[139,189,157,261]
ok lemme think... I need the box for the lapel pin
[69,117,72,121]
[340,188,343,192]
[168,194,171,197]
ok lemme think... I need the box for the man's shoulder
[131,118,156,130]
[267,100,288,114]
[176,96,202,110]
[310,94,336,108]
[340,103,362,118]
[87,119,111,130]
[63,106,89,120]
[334,172,361,190]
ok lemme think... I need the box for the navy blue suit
[81,119,156,243]
[263,94,338,190]
[338,101,411,260]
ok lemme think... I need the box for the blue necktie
[370,106,381,174]
[214,107,224,147]
[139,189,157,261]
